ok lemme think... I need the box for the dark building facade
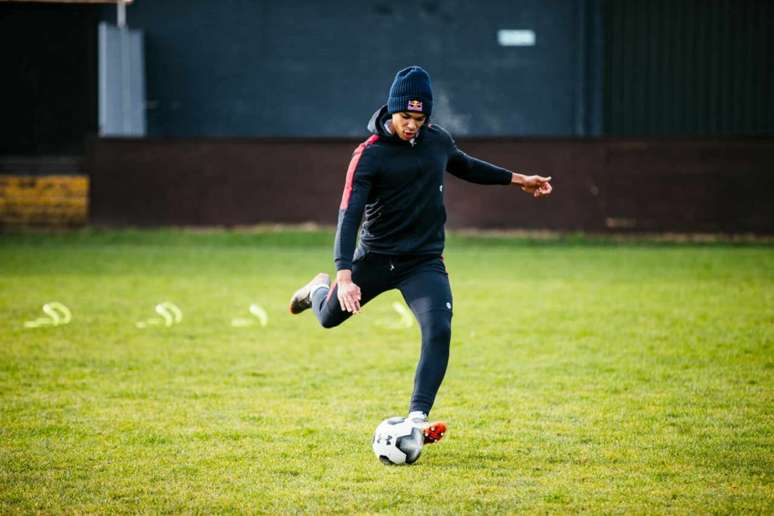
[603,0,774,137]
[3,0,772,151]
[117,0,594,138]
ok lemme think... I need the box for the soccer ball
[372,416,423,465]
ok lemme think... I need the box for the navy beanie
[387,66,433,116]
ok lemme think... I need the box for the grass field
[1,229,772,513]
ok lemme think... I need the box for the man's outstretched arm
[446,147,513,185]
[447,149,553,198]
[445,133,553,197]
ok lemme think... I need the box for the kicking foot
[288,273,330,314]
[408,412,448,444]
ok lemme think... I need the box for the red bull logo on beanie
[407,99,423,112]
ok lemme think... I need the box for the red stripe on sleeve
[339,134,379,210]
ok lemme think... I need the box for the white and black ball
[372,416,423,465]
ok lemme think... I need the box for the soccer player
[289,66,552,444]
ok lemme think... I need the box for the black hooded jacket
[334,105,512,271]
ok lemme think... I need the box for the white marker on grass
[43,302,72,325]
[137,301,183,329]
[249,304,269,327]
[157,302,182,324]
[231,304,269,328]
[53,302,72,324]
[24,317,54,329]
[392,302,414,329]
[230,318,252,328]
[24,302,72,328]
[155,304,174,327]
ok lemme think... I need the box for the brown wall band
[87,138,774,234]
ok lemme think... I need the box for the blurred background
[1,0,772,233]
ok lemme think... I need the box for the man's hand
[336,269,362,313]
[512,173,553,198]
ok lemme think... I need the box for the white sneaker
[288,273,330,314]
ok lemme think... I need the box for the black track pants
[311,252,453,415]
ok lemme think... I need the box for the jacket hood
[366,105,427,143]
[367,105,391,136]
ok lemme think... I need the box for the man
[289,66,552,445]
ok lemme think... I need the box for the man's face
[390,111,427,141]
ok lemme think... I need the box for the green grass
[1,228,772,513]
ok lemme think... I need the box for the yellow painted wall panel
[0,175,89,227]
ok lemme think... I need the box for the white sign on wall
[497,29,536,47]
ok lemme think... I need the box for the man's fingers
[535,183,552,196]
[338,290,361,313]
[538,175,552,182]
[533,184,551,197]
[338,291,350,312]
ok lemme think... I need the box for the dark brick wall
[0,3,99,155]
[88,138,774,233]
